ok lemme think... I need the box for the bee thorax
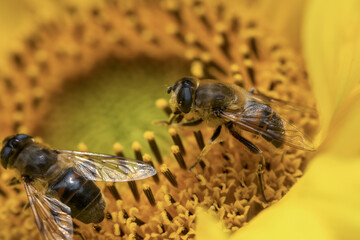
[12,144,58,178]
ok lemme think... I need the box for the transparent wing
[247,89,317,115]
[23,177,73,240]
[56,150,157,182]
[221,110,315,151]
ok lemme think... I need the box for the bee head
[1,134,34,169]
[168,77,198,113]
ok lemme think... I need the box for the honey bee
[1,134,156,240]
[166,77,315,201]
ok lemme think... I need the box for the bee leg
[249,88,256,94]
[180,118,203,126]
[225,122,268,202]
[249,88,262,95]
[72,221,85,240]
[73,230,85,240]
[189,125,222,170]
[256,154,268,203]
[155,113,184,126]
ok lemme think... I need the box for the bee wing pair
[248,88,318,115]
[23,151,157,240]
[220,90,316,151]
[23,179,73,240]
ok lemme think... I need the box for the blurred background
[0,0,192,155]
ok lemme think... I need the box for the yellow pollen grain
[233,73,243,81]
[113,142,123,153]
[164,194,174,206]
[128,222,138,233]
[215,22,227,32]
[171,145,180,154]
[168,128,177,136]
[132,141,142,151]
[116,199,123,210]
[244,59,253,67]
[14,93,25,105]
[200,52,211,62]
[111,211,118,223]
[129,207,139,217]
[77,142,88,152]
[239,44,250,55]
[143,153,152,162]
[163,0,179,10]
[184,49,197,60]
[144,131,154,140]
[214,34,224,45]
[166,23,179,35]
[114,223,121,236]
[185,33,196,44]
[155,98,169,110]
[160,164,169,173]
[118,211,126,224]
[191,60,204,78]
[230,64,239,72]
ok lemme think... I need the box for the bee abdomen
[259,106,284,148]
[49,168,105,224]
[244,101,284,148]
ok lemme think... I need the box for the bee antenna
[167,86,173,94]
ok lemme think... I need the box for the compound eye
[9,139,20,148]
[177,85,193,113]
[1,146,12,169]
[15,134,31,141]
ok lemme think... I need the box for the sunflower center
[35,57,189,155]
[0,0,318,239]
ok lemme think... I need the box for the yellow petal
[196,209,229,240]
[231,153,360,240]
[303,0,360,145]
[321,86,360,156]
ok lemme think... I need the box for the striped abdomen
[242,100,284,148]
[49,168,105,224]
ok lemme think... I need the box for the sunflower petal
[196,209,229,240]
[303,0,360,145]
[231,153,360,240]
[321,87,360,156]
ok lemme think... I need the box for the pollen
[0,0,318,239]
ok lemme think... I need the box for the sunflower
[0,0,349,239]
[197,0,360,239]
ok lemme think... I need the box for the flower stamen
[161,164,178,188]
[155,98,172,116]
[171,145,187,170]
[113,142,125,158]
[169,128,186,155]
[132,141,143,161]
[144,131,163,164]
[127,180,140,202]
[143,154,160,184]
[143,184,156,207]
